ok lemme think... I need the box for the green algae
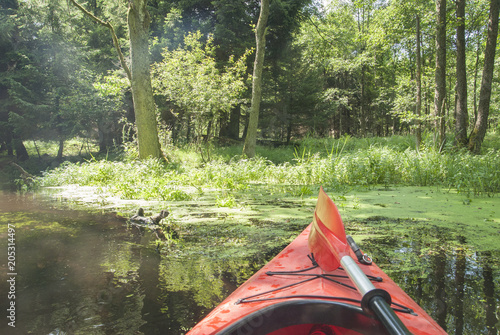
[323,186,500,252]
[149,185,500,257]
[35,185,500,253]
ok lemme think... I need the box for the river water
[0,191,498,334]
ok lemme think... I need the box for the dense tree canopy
[1,0,499,160]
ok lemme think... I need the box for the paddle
[308,187,411,335]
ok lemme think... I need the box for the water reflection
[482,251,498,335]
[362,224,499,335]
[433,243,448,331]
[1,192,499,335]
[454,241,466,335]
[0,194,149,334]
[0,192,274,334]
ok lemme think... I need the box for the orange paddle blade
[308,187,350,271]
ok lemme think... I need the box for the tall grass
[36,136,500,198]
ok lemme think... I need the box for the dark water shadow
[358,220,499,335]
[0,192,200,334]
[0,192,281,334]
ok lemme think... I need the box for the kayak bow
[309,187,410,335]
[187,188,447,335]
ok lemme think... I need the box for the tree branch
[69,0,132,82]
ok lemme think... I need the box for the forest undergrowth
[33,134,500,200]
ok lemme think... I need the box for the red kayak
[187,188,447,335]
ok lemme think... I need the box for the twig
[68,0,132,82]
[9,162,34,180]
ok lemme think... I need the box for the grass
[27,134,500,199]
[22,138,100,158]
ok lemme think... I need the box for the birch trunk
[243,0,270,158]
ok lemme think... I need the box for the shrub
[37,137,500,198]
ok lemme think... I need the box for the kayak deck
[187,225,446,334]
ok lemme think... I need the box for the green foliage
[215,194,237,208]
[292,185,313,197]
[152,32,250,142]
[0,0,127,159]
[39,158,189,201]
[93,70,130,99]
[37,136,500,198]
[2,0,499,160]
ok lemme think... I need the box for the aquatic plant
[37,136,500,198]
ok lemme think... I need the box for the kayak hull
[187,225,447,335]
[216,299,387,335]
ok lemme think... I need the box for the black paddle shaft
[346,235,372,265]
[369,295,412,335]
[341,256,411,335]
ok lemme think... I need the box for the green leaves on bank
[38,137,500,198]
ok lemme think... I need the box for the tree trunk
[455,0,468,147]
[70,0,162,159]
[57,139,64,161]
[359,65,366,137]
[128,0,163,159]
[13,137,29,161]
[243,0,270,158]
[473,37,481,122]
[468,0,499,154]
[415,14,422,150]
[434,0,447,149]
[98,118,115,153]
[220,104,241,140]
[186,115,192,143]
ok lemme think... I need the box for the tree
[455,0,468,147]
[296,0,398,138]
[70,0,163,159]
[149,0,312,145]
[243,0,270,158]
[415,14,423,149]
[152,32,249,146]
[270,44,324,143]
[1,0,94,160]
[0,0,26,158]
[434,0,447,149]
[128,0,163,159]
[468,0,499,154]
